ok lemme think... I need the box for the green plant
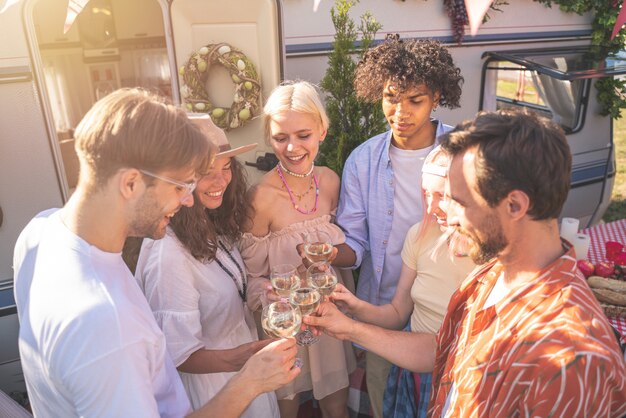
[318,0,387,174]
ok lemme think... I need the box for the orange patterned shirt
[429,246,626,417]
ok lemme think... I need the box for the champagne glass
[289,287,322,345]
[303,231,334,263]
[270,264,301,298]
[261,301,303,368]
[306,261,338,300]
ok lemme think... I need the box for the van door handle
[0,205,3,229]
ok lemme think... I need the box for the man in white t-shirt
[13,88,299,418]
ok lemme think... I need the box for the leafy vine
[533,0,626,118]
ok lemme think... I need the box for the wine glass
[270,264,301,299]
[303,231,334,263]
[306,261,338,301]
[261,301,303,368]
[289,287,322,345]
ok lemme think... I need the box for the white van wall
[0,0,66,396]
[0,3,65,284]
[281,0,613,227]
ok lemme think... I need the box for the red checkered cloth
[581,219,626,340]
[608,317,626,339]
[581,219,626,265]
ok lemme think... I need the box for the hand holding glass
[303,231,334,263]
[261,301,303,368]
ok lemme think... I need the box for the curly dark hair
[169,157,251,261]
[355,36,463,108]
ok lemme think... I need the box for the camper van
[0,0,624,408]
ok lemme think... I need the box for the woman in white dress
[135,115,280,417]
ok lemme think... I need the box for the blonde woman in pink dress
[240,81,356,418]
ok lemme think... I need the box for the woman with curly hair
[333,35,463,418]
[135,115,280,417]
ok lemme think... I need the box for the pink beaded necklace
[276,164,319,214]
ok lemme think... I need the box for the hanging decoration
[466,0,495,36]
[179,43,262,131]
[63,0,90,34]
[443,0,507,43]
[612,0,626,40]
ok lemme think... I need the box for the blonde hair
[422,145,450,178]
[74,88,212,188]
[418,145,451,235]
[420,146,471,259]
[263,80,329,143]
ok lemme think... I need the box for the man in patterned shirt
[433,109,626,417]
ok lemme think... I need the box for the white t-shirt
[382,144,434,296]
[13,209,190,418]
[401,221,475,334]
[136,230,279,417]
[483,272,510,308]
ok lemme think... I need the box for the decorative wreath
[179,42,262,130]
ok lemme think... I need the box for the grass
[603,116,626,222]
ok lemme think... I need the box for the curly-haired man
[331,36,463,418]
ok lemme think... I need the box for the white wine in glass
[303,231,334,263]
[289,287,321,345]
[261,301,303,368]
[270,264,300,297]
[261,301,302,338]
[289,288,321,316]
[307,262,338,298]
[262,312,301,338]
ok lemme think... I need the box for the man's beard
[458,214,508,265]
[128,191,173,240]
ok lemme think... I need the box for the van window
[480,46,626,134]
[481,59,587,133]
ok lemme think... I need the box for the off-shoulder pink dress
[240,215,356,400]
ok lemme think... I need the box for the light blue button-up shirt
[336,120,451,305]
